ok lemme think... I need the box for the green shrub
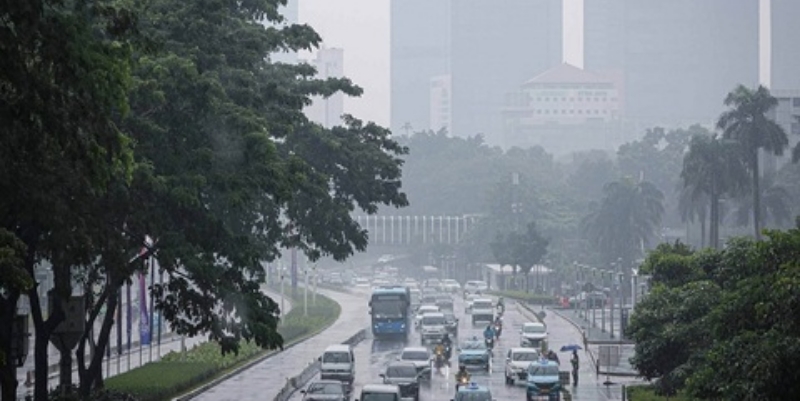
[105,290,341,401]
[490,290,555,305]
[626,385,694,401]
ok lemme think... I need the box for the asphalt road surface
[292,294,644,401]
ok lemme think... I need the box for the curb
[174,298,342,401]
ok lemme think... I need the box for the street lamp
[312,263,318,306]
[304,264,309,317]
[280,270,286,319]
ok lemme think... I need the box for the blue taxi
[451,382,493,401]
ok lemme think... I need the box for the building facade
[449,0,562,145]
[390,0,450,136]
[305,48,344,128]
[770,0,800,91]
[584,0,759,129]
[503,63,625,154]
[429,74,452,133]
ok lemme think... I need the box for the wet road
[193,288,369,401]
[292,295,644,401]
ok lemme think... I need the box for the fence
[273,329,367,401]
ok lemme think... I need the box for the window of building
[578,110,583,114]
[792,122,800,135]
[578,98,583,102]
[793,98,800,108]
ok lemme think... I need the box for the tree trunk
[0,293,19,401]
[78,284,119,396]
[752,150,761,240]
[700,211,706,249]
[710,188,719,250]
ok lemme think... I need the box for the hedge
[105,288,340,401]
[489,290,556,305]
[626,385,694,401]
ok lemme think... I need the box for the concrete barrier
[272,329,367,401]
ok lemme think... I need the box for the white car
[519,322,548,348]
[398,347,432,380]
[414,305,440,327]
[504,348,540,385]
[464,293,480,313]
[463,280,488,295]
[419,312,447,344]
[470,298,494,324]
[441,279,461,293]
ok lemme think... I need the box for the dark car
[301,380,347,401]
[380,362,425,401]
[443,311,459,336]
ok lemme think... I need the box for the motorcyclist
[441,334,453,361]
[493,316,503,338]
[497,297,505,313]
[483,325,496,349]
[455,364,471,390]
[433,343,446,373]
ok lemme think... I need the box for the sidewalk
[549,307,638,377]
[16,289,290,400]
[190,288,369,401]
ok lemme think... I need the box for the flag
[139,270,151,345]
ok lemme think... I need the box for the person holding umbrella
[570,349,580,385]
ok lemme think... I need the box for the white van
[355,384,401,401]
[319,344,355,385]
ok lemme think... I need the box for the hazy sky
[300,0,584,128]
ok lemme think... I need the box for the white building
[502,63,625,154]
[429,74,452,133]
[305,47,345,128]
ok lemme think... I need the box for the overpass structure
[353,214,481,246]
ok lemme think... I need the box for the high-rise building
[268,0,299,64]
[390,0,450,136]
[305,48,344,128]
[770,0,800,91]
[429,74,452,133]
[450,0,562,145]
[584,1,759,129]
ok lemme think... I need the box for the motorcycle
[434,349,446,374]
[443,344,453,364]
[494,322,503,339]
[484,337,494,350]
[455,373,471,391]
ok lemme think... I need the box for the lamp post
[600,270,607,333]
[280,270,286,319]
[591,268,598,328]
[304,265,309,317]
[312,263,318,306]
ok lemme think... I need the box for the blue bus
[369,286,411,338]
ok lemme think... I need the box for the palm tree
[731,171,793,229]
[717,85,789,239]
[582,178,665,267]
[677,183,708,248]
[680,134,748,249]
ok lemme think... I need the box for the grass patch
[106,288,341,401]
[626,385,695,401]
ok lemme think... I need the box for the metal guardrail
[273,329,367,401]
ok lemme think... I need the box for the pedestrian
[570,349,580,385]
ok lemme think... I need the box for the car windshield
[513,352,538,361]
[402,351,429,360]
[322,352,350,363]
[524,325,546,333]
[372,301,404,319]
[386,365,417,378]
[462,341,486,350]
[443,313,456,322]
[422,316,445,325]
[473,301,492,309]
[455,391,492,401]
[529,364,560,376]
[361,392,397,401]
[307,383,343,394]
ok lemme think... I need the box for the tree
[0,1,136,398]
[730,171,793,229]
[680,134,748,249]
[717,85,789,239]
[677,184,708,248]
[582,178,665,266]
[490,222,549,292]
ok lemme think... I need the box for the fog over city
[3,1,800,401]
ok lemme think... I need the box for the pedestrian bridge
[353,215,481,246]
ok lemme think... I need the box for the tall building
[450,0,562,145]
[429,75,452,134]
[584,1,759,129]
[390,0,450,136]
[268,0,299,64]
[305,48,345,128]
[770,0,800,91]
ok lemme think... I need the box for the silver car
[301,380,347,401]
